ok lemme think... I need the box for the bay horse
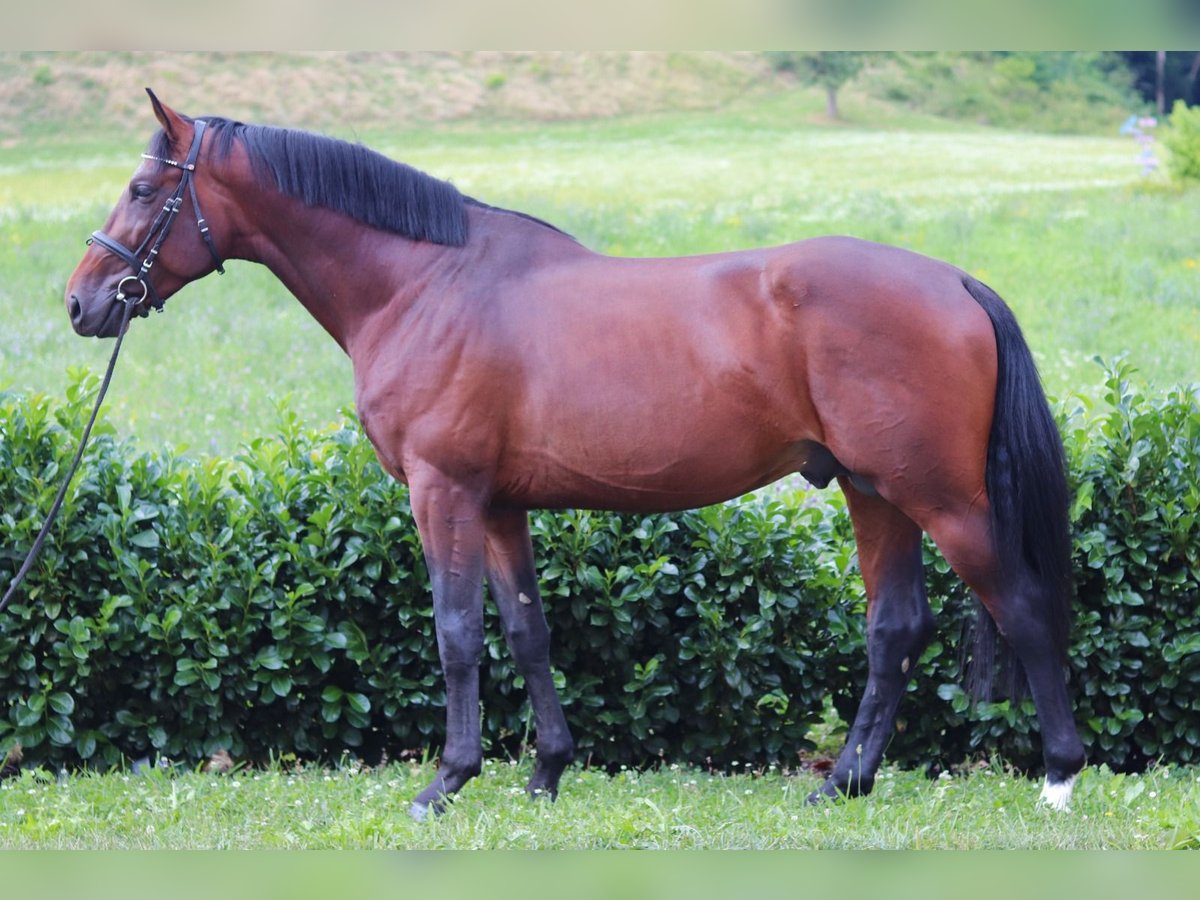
[65,90,1085,817]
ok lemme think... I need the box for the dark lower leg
[412,657,483,814]
[810,592,933,800]
[926,510,1085,806]
[811,485,932,802]
[485,509,574,798]
[984,587,1086,787]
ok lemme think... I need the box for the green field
[2,87,1197,454]
[2,757,1198,849]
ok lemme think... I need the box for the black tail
[962,276,1073,700]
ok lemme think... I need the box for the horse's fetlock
[536,737,575,771]
[441,750,483,780]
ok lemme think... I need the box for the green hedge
[1,362,1197,774]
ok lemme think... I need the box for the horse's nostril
[69,296,83,323]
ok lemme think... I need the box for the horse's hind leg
[922,507,1085,808]
[809,481,933,803]
[484,508,575,799]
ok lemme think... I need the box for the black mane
[148,117,570,246]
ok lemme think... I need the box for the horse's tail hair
[961,276,1073,701]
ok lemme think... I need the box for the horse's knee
[437,623,485,669]
[503,616,551,668]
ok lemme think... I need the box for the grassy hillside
[0,52,786,142]
[0,51,1144,145]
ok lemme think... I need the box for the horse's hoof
[806,781,852,805]
[805,789,829,806]
[411,795,450,821]
[527,786,558,802]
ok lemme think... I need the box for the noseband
[88,119,225,315]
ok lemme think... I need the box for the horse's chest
[353,374,504,488]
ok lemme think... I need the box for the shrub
[866,52,1139,134]
[0,378,866,771]
[1162,100,1200,183]
[1063,362,1200,767]
[0,364,1197,775]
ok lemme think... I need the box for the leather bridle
[88,118,226,315]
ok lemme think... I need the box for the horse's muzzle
[68,293,131,338]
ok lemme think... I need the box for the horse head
[65,89,228,337]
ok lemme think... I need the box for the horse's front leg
[484,508,575,799]
[407,469,489,820]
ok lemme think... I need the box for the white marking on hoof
[1039,774,1077,811]
[901,656,910,673]
[518,591,533,605]
[409,801,430,822]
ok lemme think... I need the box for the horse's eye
[131,183,156,200]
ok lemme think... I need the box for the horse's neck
[237,196,459,354]
[233,194,582,355]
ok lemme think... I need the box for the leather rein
[1,121,224,613]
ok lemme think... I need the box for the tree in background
[765,51,865,120]
[1119,51,1200,111]
[859,52,1142,134]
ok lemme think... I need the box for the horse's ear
[145,87,188,144]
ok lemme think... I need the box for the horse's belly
[493,421,811,512]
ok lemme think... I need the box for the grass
[1,93,1196,454]
[1,757,1198,849]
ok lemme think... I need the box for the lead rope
[0,296,138,614]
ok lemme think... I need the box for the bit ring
[115,275,147,305]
